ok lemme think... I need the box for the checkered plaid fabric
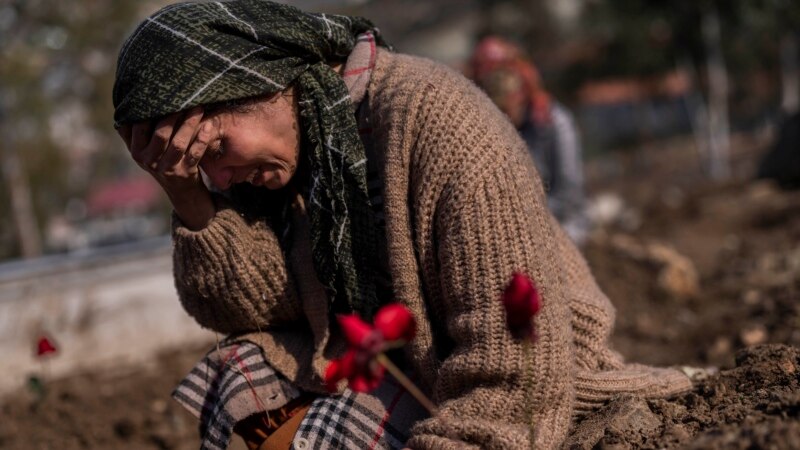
[294,377,426,449]
[173,341,301,450]
[173,340,428,450]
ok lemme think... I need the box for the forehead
[212,93,297,139]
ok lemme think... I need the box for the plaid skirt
[173,341,429,450]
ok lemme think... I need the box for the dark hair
[204,88,294,116]
[204,95,266,115]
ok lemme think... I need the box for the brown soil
[572,134,800,448]
[567,344,800,449]
[0,346,216,450]
[2,134,799,449]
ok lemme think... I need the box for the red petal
[374,304,416,342]
[528,281,541,316]
[339,350,358,378]
[337,314,374,348]
[370,361,386,380]
[502,273,541,318]
[501,273,542,339]
[349,374,372,392]
[324,359,345,392]
[368,363,386,391]
[348,363,386,393]
[36,336,57,357]
[324,350,362,392]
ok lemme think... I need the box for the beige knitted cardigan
[172,49,691,449]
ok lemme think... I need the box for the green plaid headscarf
[113,0,388,318]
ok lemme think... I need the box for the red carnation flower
[500,272,542,341]
[373,303,416,343]
[36,335,58,358]
[324,303,416,393]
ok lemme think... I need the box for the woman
[470,36,590,246]
[113,1,691,449]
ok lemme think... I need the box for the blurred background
[1,1,798,449]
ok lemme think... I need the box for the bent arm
[407,153,574,449]
[171,195,301,334]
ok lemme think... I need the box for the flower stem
[525,340,536,450]
[375,353,438,416]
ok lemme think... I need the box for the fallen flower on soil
[30,334,59,399]
[36,335,58,358]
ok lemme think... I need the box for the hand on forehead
[117,107,223,175]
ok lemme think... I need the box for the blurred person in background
[758,110,800,189]
[470,36,590,246]
[113,1,690,449]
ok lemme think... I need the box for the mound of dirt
[570,135,800,448]
[0,345,211,450]
[568,344,800,449]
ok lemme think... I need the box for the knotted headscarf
[113,0,388,318]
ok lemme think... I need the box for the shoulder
[370,50,540,205]
[370,49,500,120]
[371,48,530,164]
[371,49,467,92]
[370,49,521,152]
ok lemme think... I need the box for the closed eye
[204,140,225,162]
[214,142,225,160]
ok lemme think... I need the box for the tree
[0,0,161,260]
[575,0,800,177]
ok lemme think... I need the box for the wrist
[168,187,216,231]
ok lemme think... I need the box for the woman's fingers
[128,122,153,165]
[122,109,219,190]
[139,113,182,170]
[157,106,204,172]
[183,115,220,169]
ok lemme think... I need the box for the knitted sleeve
[407,148,575,449]
[171,200,302,334]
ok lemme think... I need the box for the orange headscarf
[469,36,551,125]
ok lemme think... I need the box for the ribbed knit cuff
[171,207,300,333]
[407,414,511,450]
[406,433,480,450]
[570,297,621,372]
[408,398,571,450]
[574,364,692,417]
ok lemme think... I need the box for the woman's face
[483,69,528,129]
[200,89,301,190]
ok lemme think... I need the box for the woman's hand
[116,107,220,231]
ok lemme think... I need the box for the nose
[200,161,233,190]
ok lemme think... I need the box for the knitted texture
[172,202,302,333]
[172,50,691,449]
